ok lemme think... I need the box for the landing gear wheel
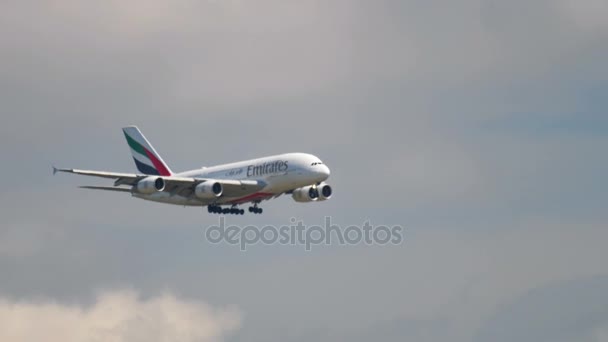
[247,204,263,214]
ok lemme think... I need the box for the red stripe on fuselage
[229,192,274,205]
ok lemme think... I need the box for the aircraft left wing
[53,167,265,198]
[53,167,144,186]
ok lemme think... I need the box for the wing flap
[160,179,265,198]
[79,186,132,193]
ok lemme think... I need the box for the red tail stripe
[143,149,172,176]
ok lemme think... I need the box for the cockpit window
[311,162,323,166]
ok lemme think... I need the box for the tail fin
[122,126,173,176]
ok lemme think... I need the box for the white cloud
[0,290,241,342]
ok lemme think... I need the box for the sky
[1,0,608,341]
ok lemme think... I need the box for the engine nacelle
[317,183,333,201]
[195,181,223,199]
[136,176,165,194]
[292,185,319,203]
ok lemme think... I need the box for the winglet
[53,166,72,175]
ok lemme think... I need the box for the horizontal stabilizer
[79,186,132,193]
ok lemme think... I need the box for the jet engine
[195,181,223,199]
[316,183,333,201]
[136,176,165,194]
[292,185,319,202]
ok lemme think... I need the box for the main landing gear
[248,204,263,214]
[207,202,264,215]
[207,205,245,215]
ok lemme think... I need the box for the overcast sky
[1,0,608,341]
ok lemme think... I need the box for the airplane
[54,126,332,215]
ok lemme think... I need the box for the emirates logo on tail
[122,126,172,176]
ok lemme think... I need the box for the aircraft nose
[319,164,330,179]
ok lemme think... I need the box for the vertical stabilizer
[122,126,173,176]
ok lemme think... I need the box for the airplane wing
[79,186,133,192]
[53,167,144,186]
[53,167,265,198]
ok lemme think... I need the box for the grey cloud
[177,221,608,342]
[1,0,608,341]
[474,276,608,342]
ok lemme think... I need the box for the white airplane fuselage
[56,127,332,214]
[133,152,330,206]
